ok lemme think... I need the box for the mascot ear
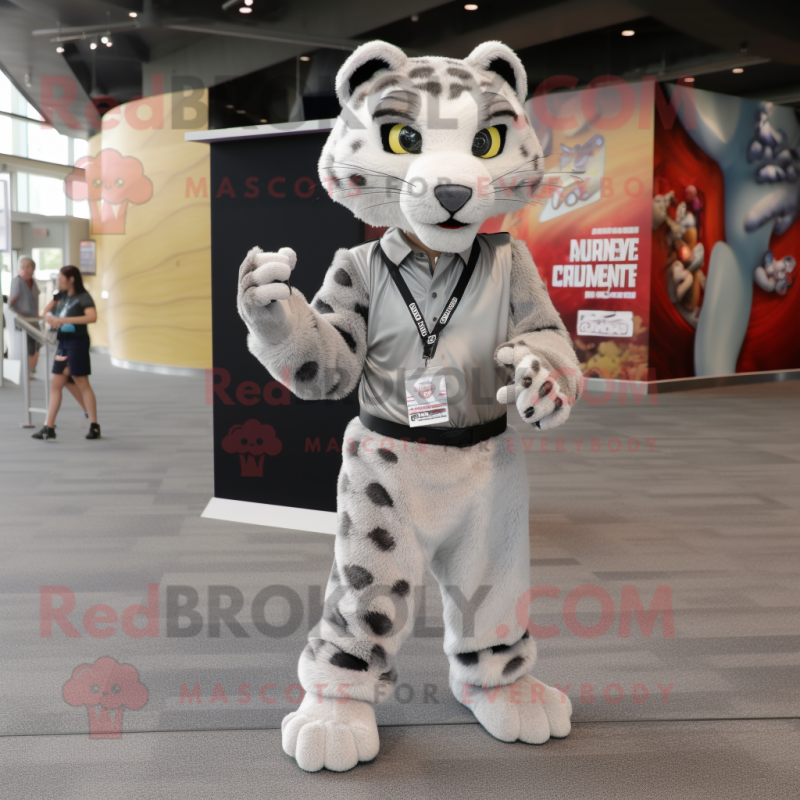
[465,41,527,103]
[336,40,408,106]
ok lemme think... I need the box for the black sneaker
[86,423,101,440]
[32,425,56,440]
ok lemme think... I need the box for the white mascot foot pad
[281,694,380,772]
[461,675,572,744]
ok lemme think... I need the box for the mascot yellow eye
[383,124,422,154]
[472,126,504,158]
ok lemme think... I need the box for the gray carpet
[2,719,799,800]
[1,354,798,796]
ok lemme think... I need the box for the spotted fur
[238,40,578,772]
[300,415,536,710]
[241,245,369,401]
[450,631,538,688]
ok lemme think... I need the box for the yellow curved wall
[84,91,211,369]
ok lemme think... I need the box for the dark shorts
[27,337,41,357]
[52,339,91,377]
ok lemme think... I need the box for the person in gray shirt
[8,256,41,373]
[237,40,583,772]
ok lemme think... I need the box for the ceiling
[1,0,799,138]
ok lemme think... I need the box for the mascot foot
[281,694,379,772]
[461,675,572,744]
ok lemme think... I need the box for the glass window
[16,171,28,212]
[28,175,67,217]
[30,174,66,216]
[71,198,90,220]
[2,117,29,160]
[0,69,17,117]
[28,124,69,165]
[2,72,93,218]
[1,70,86,168]
[0,69,42,120]
[1,251,11,298]
[0,114,10,156]
[73,138,89,162]
[15,172,66,216]
[0,173,8,250]
[31,247,63,275]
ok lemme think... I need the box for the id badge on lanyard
[404,365,449,427]
[380,238,480,427]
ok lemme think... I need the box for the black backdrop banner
[210,132,365,512]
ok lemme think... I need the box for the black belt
[359,410,507,448]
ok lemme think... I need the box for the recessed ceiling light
[300,55,310,62]
[129,11,137,18]
[236,109,246,114]
[101,36,108,43]
[56,45,65,53]
[106,40,112,47]
[225,104,235,109]
[464,3,478,9]
[244,0,254,5]
[239,6,252,12]
[410,14,419,22]
[621,29,635,37]
[260,119,268,123]
[683,76,695,83]
[732,67,744,74]
[90,42,97,49]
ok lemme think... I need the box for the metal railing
[4,307,54,427]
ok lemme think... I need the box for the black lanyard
[379,238,480,362]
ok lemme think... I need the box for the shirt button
[432,316,438,322]
[432,292,438,298]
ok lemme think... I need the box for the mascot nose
[434,184,472,214]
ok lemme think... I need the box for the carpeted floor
[1,354,798,797]
[2,719,799,800]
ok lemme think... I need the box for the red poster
[482,82,654,381]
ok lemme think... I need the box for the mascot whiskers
[237,40,581,772]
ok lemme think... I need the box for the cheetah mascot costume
[238,40,581,772]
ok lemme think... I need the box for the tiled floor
[1,355,798,797]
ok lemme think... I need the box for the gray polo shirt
[9,275,40,317]
[349,227,512,428]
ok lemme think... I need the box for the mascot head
[319,40,541,253]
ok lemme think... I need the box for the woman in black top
[32,266,101,440]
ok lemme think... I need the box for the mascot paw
[281,694,379,772]
[495,347,572,431]
[464,675,572,744]
[237,246,297,322]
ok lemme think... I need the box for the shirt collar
[380,227,475,268]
